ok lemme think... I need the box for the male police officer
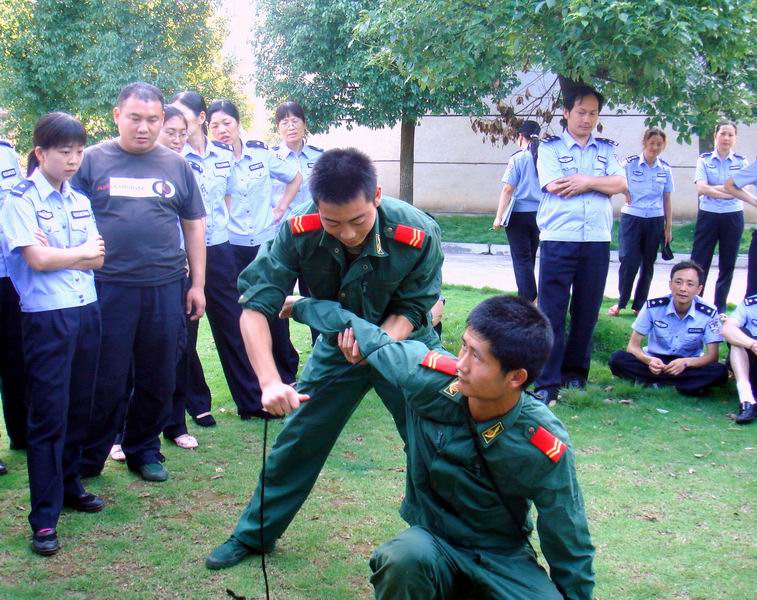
[206,148,443,569]
[608,261,727,395]
[72,82,206,482]
[534,82,627,404]
[721,294,757,424]
[284,295,595,599]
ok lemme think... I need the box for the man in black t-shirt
[73,82,206,482]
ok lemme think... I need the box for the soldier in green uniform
[285,294,595,599]
[206,148,444,569]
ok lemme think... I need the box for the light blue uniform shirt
[502,149,541,212]
[729,294,757,338]
[1,169,98,312]
[730,161,757,230]
[632,294,722,357]
[182,139,236,246]
[536,131,625,242]
[695,150,748,214]
[229,139,299,247]
[271,143,324,220]
[621,155,674,218]
[0,142,24,278]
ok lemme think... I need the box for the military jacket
[0,141,24,278]
[291,298,596,600]
[238,196,443,336]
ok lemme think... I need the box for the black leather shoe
[533,388,559,406]
[0,459,7,476]
[32,530,60,556]
[64,492,105,513]
[206,536,256,570]
[735,402,757,424]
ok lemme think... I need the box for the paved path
[442,243,748,308]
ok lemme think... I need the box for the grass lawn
[1,285,755,599]
[435,214,754,254]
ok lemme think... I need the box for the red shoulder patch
[420,351,457,376]
[289,213,322,235]
[529,426,567,463]
[394,224,425,248]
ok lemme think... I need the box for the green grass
[434,214,753,254]
[1,285,755,599]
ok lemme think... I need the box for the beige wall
[308,113,757,221]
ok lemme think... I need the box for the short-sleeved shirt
[0,142,24,278]
[730,161,757,229]
[181,139,235,246]
[632,294,722,357]
[229,139,299,247]
[729,294,757,338]
[502,149,541,213]
[621,155,674,218]
[1,169,98,312]
[695,150,749,214]
[71,140,205,286]
[536,131,625,242]
[270,143,324,219]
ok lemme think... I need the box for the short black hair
[564,82,605,113]
[27,112,87,176]
[274,100,306,125]
[207,99,240,124]
[466,296,553,386]
[670,260,705,285]
[118,82,164,108]
[309,148,377,205]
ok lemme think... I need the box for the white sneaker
[109,444,126,462]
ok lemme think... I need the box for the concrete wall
[307,113,757,221]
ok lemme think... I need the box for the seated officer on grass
[720,296,757,424]
[279,294,595,600]
[608,260,727,395]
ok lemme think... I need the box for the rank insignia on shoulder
[647,296,669,308]
[211,140,233,152]
[246,139,268,150]
[596,137,618,146]
[0,140,13,149]
[529,426,567,462]
[307,144,324,153]
[659,158,670,167]
[733,152,745,160]
[744,294,757,306]
[440,378,461,398]
[289,213,322,235]
[481,422,504,446]
[699,151,712,158]
[11,179,34,197]
[420,351,458,376]
[542,135,560,143]
[695,302,716,317]
[393,224,425,248]
[625,154,639,163]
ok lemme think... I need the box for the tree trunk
[698,134,714,155]
[399,117,416,204]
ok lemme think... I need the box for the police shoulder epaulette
[271,144,280,151]
[647,295,670,308]
[0,140,13,149]
[246,139,268,150]
[10,179,34,197]
[510,149,524,158]
[541,135,560,143]
[392,224,425,249]
[528,425,567,463]
[659,158,670,167]
[625,154,639,163]
[744,294,757,306]
[289,213,322,235]
[699,151,712,158]
[307,144,324,153]
[211,140,233,152]
[695,301,716,317]
[733,152,745,160]
[596,137,618,147]
[420,350,457,376]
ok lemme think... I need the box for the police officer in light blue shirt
[690,121,749,314]
[724,161,757,296]
[609,261,727,396]
[532,82,627,404]
[0,140,26,467]
[1,113,105,556]
[608,128,675,317]
[493,120,542,301]
[722,293,757,423]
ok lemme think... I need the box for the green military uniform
[292,299,596,600]
[232,196,443,551]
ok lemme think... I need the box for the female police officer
[1,112,105,555]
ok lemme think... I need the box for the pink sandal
[173,434,198,449]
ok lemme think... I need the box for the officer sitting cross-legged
[608,260,728,395]
[281,294,595,599]
[206,147,444,569]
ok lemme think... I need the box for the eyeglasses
[163,129,188,140]
[279,118,303,129]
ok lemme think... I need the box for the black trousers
[231,244,298,386]
[505,211,539,302]
[690,210,744,313]
[617,214,664,311]
[746,230,757,297]
[609,351,728,395]
[0,277,26,449]
[535,241,610,391]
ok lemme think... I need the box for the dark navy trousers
[0,277,26,449]
[535,241,610,392]
[690,210,744,313]
[609,351,728,395]
[22,303,100,532]
[80,279,184,475]
[747,230,757,297]
[231,244,298,386]
[505,211,540,302]
[617,214,664,311]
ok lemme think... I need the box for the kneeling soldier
[608,260,727,395]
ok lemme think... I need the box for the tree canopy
[357,0,757,142]
[0,0,240,150]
